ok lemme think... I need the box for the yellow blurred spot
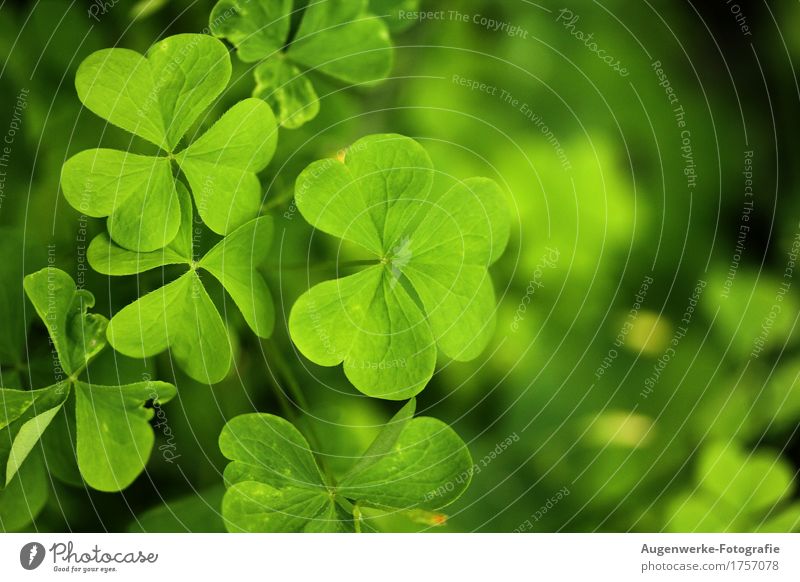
[585,411,655,449]
[624,310,671,355]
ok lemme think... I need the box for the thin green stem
[263,362,300,427]
[353,502,363,534]
[263,339,335,483]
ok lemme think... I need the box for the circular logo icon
[20,542,46,570]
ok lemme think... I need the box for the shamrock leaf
[289,134,509,399]
[174,98,278,235]
[74,380,176,491]
[62,34,278,251]
[336,400,473,510]
[287,0,393,84]
[74,34,230,151]
[253,59,320,130]
[92,186,275,384]
[61,150,182,253]
[209,0,292,63]
[666,441,797,532]
[219,399,472,532]
[23,268,108,376]
[220,414,342,533]
[210,0,392,128]
[0,268,177,493]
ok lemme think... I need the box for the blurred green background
[1,0,799,532]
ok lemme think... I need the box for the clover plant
[89,185,275,384]
[219,399,472,532]
[1,268,175,494]
[210,0,393,128]
[289,134,509,399]
[61,34,277,250]
[2,1,504,533]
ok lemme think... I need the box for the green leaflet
[5,400,64,485]
[175,98,278,235]
[107,273,232,385]
[666,441,798,532]
[289,134,509,399]
[23,268,108,377]
[75,380,177,491]
[288,0,392,84]
[210,0,392,128]
[75,34,231,151]
[61,150,181,253]
[95,202,275,384]
[219,413,337,533]
[87,180,194,275]
[337,401,473,510]
[253,58,320,129]
[64,34,278,251]
[209,0,291,63]
[0,268,177,499]
[219,400,472,532]
[199,216,275,338]
[0,385,67,485]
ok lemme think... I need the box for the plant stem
[353,502,363,534]
[263,339,335,483]
[263,363,299,427]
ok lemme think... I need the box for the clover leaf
[90,185,275,384]
[288,134,509,399]
[666,441,799,532]
[210,0,392,128]
[0,268,176,493]
[62,34,278,251]
[219,399,472,532]
[23,264,108,377]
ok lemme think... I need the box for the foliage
[210,0,393,128]
[0,268,175,509]
[219,400,471,532]
[90,186,275,384]
[1,0,798,535]
[61,34,277,250]
[289,134,509,399]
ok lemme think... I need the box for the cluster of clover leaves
[1,1,510,533]
[0,268,177,532]
[209,0,404,128]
